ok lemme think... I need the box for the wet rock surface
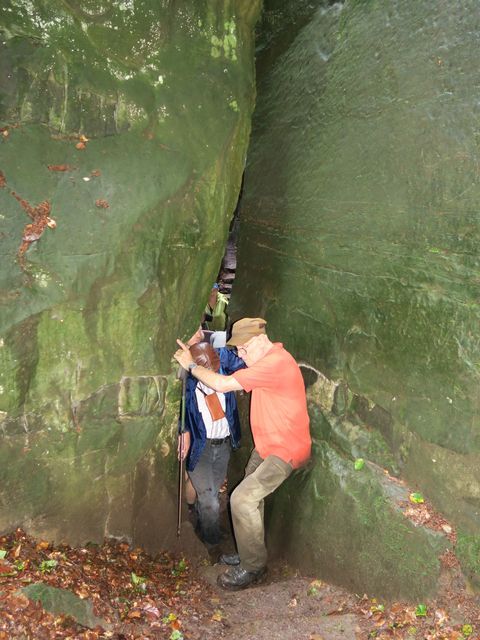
[1,0,480,606]
[0,1,260,548]
[230,0,480,595]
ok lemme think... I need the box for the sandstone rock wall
[0,0,261,549]
[232,0,480,597]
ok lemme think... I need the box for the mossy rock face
[264,381,449,600]
[232,0,480,595]
[21,583,109,630]
[456,533,480,589]
[268,441,448,600]
[0,0,261,546]
[235,0,480,453]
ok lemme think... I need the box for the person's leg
[230,454,292,572]
[211,441,230,495]
[218,449,263,566]
[211,441,231,540]
[184,474,197,506]
[243,449,264,477]
[243,449,267,529]
[184,472,197,526]
[188,441,229,545]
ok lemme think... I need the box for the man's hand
[174,338,244,392]
[174,339,195,370]
[177,431,191,461]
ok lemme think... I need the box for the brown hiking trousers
[230,449,293,572]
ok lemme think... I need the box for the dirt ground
[2,484,480,640]
[197,561,360,640]
[1,524,480,639]
[194,552,480,640]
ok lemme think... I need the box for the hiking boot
[218,553,240,566]
[217,565,267,590]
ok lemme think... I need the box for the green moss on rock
[0,0,261,548]
[268,442,446,600]
[452,533,480,588]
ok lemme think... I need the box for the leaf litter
[1,526,480,640]
[0,528,220,639]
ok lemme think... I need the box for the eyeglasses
[237,338,256,355]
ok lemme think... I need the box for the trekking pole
[176,371,187,537]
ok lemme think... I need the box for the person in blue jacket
[178,341,244,546]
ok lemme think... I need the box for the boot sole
[217,568,267,591]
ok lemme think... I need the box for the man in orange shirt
[174,317,311,590]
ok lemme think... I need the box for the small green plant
[0,549,7,559]
[354,458,365,470]
[162,613,178,625]
[462,624,474,637]
[39,559,57,573]
[14,560,25,571]
[307,579,323,596]
[169,631,184,640]
[118,596,131,618]
[130,572,147,592]
[415,603,427,617]
[171,558,187,576]
[409,493,424,504]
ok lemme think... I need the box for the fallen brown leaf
[143,604,160,618]
[211,610,224,622]
[35,540,50,551]
[47,164,74,172]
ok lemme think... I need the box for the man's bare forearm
[173,338,244,392]
[191,365,243,392]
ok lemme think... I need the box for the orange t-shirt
[232,343,311,468]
